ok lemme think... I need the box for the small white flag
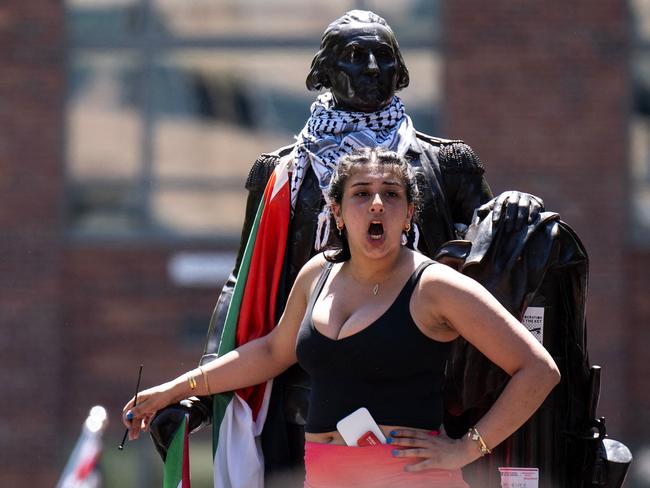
[57,406,108,488]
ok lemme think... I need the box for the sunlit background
[65,0,441,241]
[2,0,650,486]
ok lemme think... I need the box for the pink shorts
[304,441,469,488]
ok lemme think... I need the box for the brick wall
[61,246,220,431]
[0,3,220,484]
[445,0,630,436]
[0,0,66,484]
[625,251,650,441]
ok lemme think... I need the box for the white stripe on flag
[271,158,290,201]
[213,380,273,488]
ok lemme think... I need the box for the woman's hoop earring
[401,222,411,246]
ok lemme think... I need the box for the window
[631,0,650,242]
[65,0,442,242]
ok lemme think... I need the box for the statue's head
[306,10,410,113]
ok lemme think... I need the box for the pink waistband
[303,441,469,488]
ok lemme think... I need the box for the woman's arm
[122,254,327,440]
[392,263,560,470]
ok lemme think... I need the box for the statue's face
[328,22,399,113]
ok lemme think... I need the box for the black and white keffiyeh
[290,92,419,249]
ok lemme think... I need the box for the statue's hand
[477,191,544,232]
[149,397,213,461]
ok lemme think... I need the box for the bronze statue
[150,9,545,484]
[436,208,631,487]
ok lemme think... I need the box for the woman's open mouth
[368,221,384,240]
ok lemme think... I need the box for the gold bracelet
[187,373,197,391]
[198,365,211,395]
[468,427,492,456]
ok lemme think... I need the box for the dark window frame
[629,1,650,245]
[64,0,440,245]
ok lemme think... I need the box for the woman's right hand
[122,380,180,441]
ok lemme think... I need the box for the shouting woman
[123,148,559,488]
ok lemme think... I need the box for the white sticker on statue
[498,467,539,488]
[522,307,544,344]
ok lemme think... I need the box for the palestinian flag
[57,406,108,488]
[212,159,291,488]
[163,414,190,488]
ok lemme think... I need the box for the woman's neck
[343,247,411,286]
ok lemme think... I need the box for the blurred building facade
[0,0,648,486]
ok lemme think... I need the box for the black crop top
[296,260,453,433]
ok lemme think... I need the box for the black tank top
[296,260,453,433]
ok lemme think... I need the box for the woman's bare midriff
[305,425,433,445]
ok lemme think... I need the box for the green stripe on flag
[212,188,266,453]
[163,416,187,488]
[217,188,265,357]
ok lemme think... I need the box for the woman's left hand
[387,427,478,471]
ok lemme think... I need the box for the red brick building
[1,1,646,486]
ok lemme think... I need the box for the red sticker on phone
[357,431,381,446]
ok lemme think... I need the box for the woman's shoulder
[417,256,477,296]
[302,252,330,273]
[294,253,332,291]
[407,251,445,278]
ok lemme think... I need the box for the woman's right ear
[330,202,341,220]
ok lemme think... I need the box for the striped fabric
[211,159,291,488]
[163,415,190,488]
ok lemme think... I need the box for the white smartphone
[336,407,387,447]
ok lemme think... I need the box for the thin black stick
[118,364,143,450]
